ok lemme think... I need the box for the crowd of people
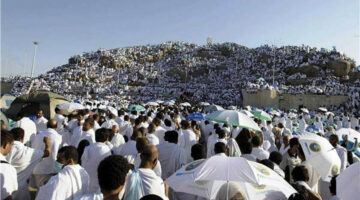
[3,42,359,111]
[1,101,359,200]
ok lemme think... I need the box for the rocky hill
[7,41,359,106]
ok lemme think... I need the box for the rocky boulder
[328,60,352,77]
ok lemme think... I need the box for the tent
[0,94,16,109]
[5,90,69,120]
[0,111,9,127]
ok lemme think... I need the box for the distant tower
[206,37,213,45]
[31,41,39,78]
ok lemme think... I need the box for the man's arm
[42,137,51,158]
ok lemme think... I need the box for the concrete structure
[242,89,348,110]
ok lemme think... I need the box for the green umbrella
[128,104,146,112]
[251,110,272,121]
[206,110,261,131]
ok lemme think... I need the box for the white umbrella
[57,102,84,110]
[237,182,296,200]
[200,102,210,106]
[300,108,309,114]
[177,156,296,199]
[146,102,159,106]
[107,106,118,117]
[206,110,260,131]
[299,134,341,181]
[318,107,328,112]
[165,159,225,199]
[325,111,335,116]
[204,105,224,113]
[194,157,263,184]
[337,162,360,200]
[164,100,175,106]
[156,100,164,104]
[166,157,297,199]
[240,110,254,118]
[180,102,191,107]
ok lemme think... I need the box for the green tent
[5,90,69,120]
[0,111,9,127]
[0,94,16,109]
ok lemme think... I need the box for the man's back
[251,147,270,160]
[32,129,62,175]
[35,117,48,133]
[7,141,43,179]
[155,126,166,143]
[81,142,111,193]
[124,168,167,200]
[157,142,186,180]
[114,140,137,164]
[179,129,198,163]
[14,117,37,144]
[36,165,90,200]
[0,155,18,199]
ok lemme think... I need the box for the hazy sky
[2,0,359,77]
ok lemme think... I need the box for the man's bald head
[47,119,58,129]
[140,144,158,169]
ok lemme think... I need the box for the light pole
[272,65,275,86]
[31,41,39,77]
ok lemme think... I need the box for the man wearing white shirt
[214,142,228,157]
[113,130,142,165]
[54,107,66,131]
[76,118,96,147]
[31,120,62,189]
[81,128,112,193]
[134,137,162,178]
[269,151,285,178]
[120,115,133,140]
[66,114,81,133]
[6,128,51,200]
[13,112,37,146]
[279,134,291,155]
[115,110,125,126]
[179,120,199,163]
[75,155,130,200]
[153,118,167,143]
[314,117,324,134]
[147,123,160,145]
[36,146,90,200]
[123,144,168,200]
[251,135,270,160]
[208,129,227,158]
[351,115,359,129]
[201,121,213,142]
[110,124,125,150]
[298,115,306,133]
[157,130,186,180]
[34,109,48,133]
[1,131,18,200]
[329,134,348,172]
[101,113,118,129]
[207,125,219,158]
